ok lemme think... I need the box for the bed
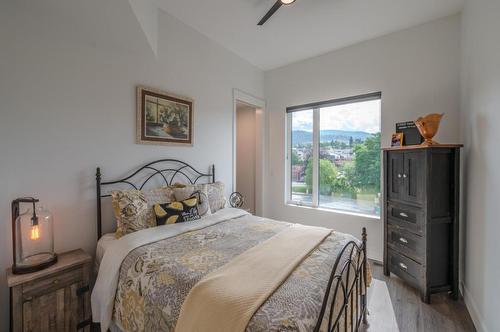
[91,159,370,332]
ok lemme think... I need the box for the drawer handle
[397,173,402,178]
[403,174,407,178]
[399,262,408,270]
[399,237,408,244]
[399,212,409,218]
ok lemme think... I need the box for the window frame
[285,92,382,218]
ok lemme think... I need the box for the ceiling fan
[257,0,296,26]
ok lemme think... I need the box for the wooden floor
[366,261,476,332]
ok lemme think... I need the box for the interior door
[387,151,404,201]
[236,105,257,213]
[402,150,425,204]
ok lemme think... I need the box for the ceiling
[153,0,463,70]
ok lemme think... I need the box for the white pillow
[173,181,227,214]
[206,181,226,213]
[174,185,211,216]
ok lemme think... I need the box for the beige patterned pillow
[144,187,175,205]
[206,181,226,213]
[173,185,211,216]
[112,187,175,238]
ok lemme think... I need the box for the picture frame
[391,132,404,147]
[396,121,423,146]
[136,86,193,145]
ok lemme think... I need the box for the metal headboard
[96,159,215,240]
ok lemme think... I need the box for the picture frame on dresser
[382,144,462,303]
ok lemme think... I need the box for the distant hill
[292,129,374,145]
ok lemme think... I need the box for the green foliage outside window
[352,133,381,192]
[305,159,338,195]
[291,150,301,166]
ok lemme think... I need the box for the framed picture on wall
[136,86,193,145]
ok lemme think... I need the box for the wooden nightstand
[7,249,92,332]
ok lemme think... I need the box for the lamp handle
[11,197,40,267]
[13,197,39,204]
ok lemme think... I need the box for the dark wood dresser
[382,145,462,303]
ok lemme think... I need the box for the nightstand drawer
[388,249,422,289]
[387,225,424,264]
[23,267,83,299]
[387,202,424,235]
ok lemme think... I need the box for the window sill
[286,202,381,221]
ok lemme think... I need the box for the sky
[291,99,381,134]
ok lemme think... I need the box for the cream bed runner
[175,223,332,332]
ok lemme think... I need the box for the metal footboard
[314,227,368,332]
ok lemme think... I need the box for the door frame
[233,89,266,216]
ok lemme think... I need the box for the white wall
[236,105,257,213]
[460,1,500,331]
[0,2,477,329]
[264,15,461,261]
[0,1,263,330]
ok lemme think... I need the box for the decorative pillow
[112,190,151,239]
[206,181,226,213]
[112,186,176,238]
[143,186,176,205]
[174,185,211,216]
[154,197,201,225]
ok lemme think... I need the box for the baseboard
[367,251,383,263]
[368,258,383,266]
[461,282,488,332]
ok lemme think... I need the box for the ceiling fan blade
[257,1,283,26]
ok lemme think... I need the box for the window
[287,92,381,218]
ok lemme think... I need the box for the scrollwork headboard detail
[96,159,215,240]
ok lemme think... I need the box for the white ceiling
[154,0,463,70]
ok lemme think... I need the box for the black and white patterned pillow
[154,197,200,226]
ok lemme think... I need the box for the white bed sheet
[95,233,117,271]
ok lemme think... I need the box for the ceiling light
[280,0,296,5]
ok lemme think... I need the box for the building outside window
[287,92,381,217]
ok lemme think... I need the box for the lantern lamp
[12,198,57,274]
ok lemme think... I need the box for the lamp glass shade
[14,205,56,272]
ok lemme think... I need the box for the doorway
[233,89,265,216]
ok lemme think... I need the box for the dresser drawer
[387,249,422,289]
[387,202,424,235]
[387,225,424,264]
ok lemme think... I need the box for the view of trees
[305,159,338,195]
[351,133,381,192]
[303,133,380,197]
[291,150,301,166]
